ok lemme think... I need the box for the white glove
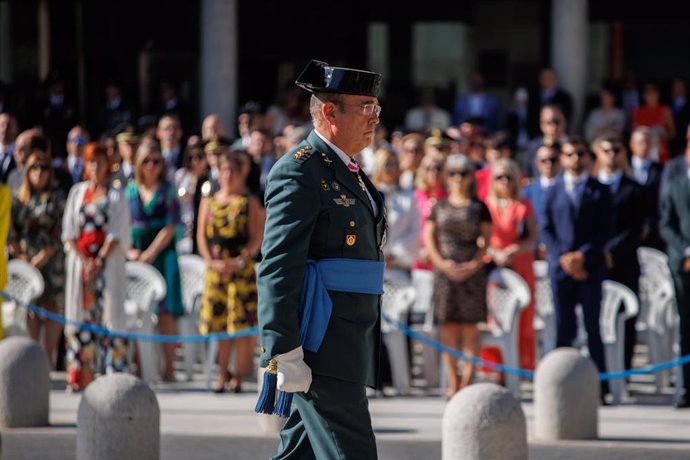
[275,346,312,393]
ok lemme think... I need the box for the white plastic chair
[125,261,166,384]
[381,273,416,395]
[481,268,531,397]
[178,254,206,381]
[409,269,440,389]
[1,259,45,337]
[599,280,640,405]
[532,260,556,360]
[637,246,679,394]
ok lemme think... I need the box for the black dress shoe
[674,397,690,408]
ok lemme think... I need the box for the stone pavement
[2,370,690,460]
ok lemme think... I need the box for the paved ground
[2,368,690,460]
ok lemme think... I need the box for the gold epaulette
[293,144,313,161]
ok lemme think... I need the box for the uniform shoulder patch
[292,144,314,161]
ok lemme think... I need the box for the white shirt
[631,156,652,185]
[315,130,378,215]
[597,170,623,194]
[563,171,588,204]
[539,175,556,189]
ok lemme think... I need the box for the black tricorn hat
[295,59,381,97]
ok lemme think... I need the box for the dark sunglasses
[563,149,587,158]
[538,156,558,164]
[190,153,205,161]
[426,165,443,173]
[143,158,163,166]
[448,170,471,178]
[602,146,623,155]
[494,174,513,181]
[29,163,50,172]
[384,161,399,170]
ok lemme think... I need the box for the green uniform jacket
[258,130,386,388]
[660,175,690,273]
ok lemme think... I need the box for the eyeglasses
[448,170,471,178]
[602,146,623,155]
[29,163,50,172]
[142,158,163,166]
[190,153,204,161]
[542,119,562,126]
[563,149,587,158]
[494,174,513,182]
[425,165,443,173]
[538,156,558,165]
[384,161,399,170]
[340,102,382,117]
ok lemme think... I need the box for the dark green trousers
[272,374,378,460]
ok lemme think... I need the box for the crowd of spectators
[0,67,689,404]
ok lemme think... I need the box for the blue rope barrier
[382,312,690,382]
[1,291,257,343]
[4,290,688,382]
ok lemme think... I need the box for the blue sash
[299,258,385,352]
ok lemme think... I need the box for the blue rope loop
[1,291,257,343]
[3,290,689,382]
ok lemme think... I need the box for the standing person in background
[65,125,90,184]
[197,151,262,393]
[584,84,626,145]
[425,154,492,398]
[413,152,447,270]
[201,114,227,141]
[670,77,690,158]
[659,139,690,408]
[398,132,425,190]
[62,143,130,392]
[110,124,140,187]
[632,82,676,164]
[370,147,419,281]
[485,159,537,371]
[8,150,66,366]
[175,136,208,254]
[629,127,665,251]
[452,70,502,134]
[527,68,573,139]
[592,135,644,371]
[0,181,9,340]
[157,114,185,177]
[523,142,561,260]
[540,136,612,402]
[126,139,184,382]
[257,59,386,458]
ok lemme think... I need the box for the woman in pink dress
[484,158,537,372]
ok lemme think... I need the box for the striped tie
[348,159,360,173]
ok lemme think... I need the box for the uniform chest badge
[331,181,341,191]
[320,179,330,191]
[333,194,355,207]
[320,152,333,165]
[346,234,357,246]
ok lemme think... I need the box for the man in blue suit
[523,141,561,259]
[540,136,612,394]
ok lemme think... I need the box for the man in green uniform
[257,59,387,458]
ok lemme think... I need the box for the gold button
[349,220,356,227]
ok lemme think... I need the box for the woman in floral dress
[8,150,66,365]
[197,151,263,392]
[62,143,131,391]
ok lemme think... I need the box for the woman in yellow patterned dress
[197,150,263,393]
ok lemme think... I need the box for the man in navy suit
[540,136,612,393]
[523,141,561,259]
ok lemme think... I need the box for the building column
[551,0,588,133]
[200,0,237,137]
[0,0,12,83]
[38,0,50,81]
